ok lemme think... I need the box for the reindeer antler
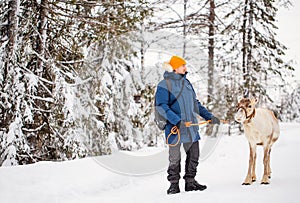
[243,88,249,98]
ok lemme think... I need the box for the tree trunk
[183,0,188,57]
[242,0,248,77]
[246,0,253,92]
[37,0,48,75]
[7,0,19,59]
[242,0,252,91]
[2,0,20,126]
[140,21,145,82]
[207,0,215,104]
[5,0,19,79]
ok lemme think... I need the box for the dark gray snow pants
[167,141,199,183]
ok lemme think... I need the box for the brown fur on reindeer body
[235,98,280,185]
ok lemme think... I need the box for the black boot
[185,180,207,192]
[167,183,180,195]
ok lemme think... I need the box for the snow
[0,122,300,203]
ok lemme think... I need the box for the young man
[155,56,220,194]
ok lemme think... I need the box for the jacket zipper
[181,79,193,142]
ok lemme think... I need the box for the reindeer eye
[248,105,252,108]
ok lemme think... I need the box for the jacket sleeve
[155,83,181,125]
[196,100,213,121]
[188,79,213,121]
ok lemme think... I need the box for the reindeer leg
[252,151,257,182]
[268,148,272,179]
[243,143,256,185]
[261,146,271,184]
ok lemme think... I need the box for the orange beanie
[169,56,186,70]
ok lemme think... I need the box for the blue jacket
[155,71,213,144]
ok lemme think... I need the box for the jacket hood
[163,71,187,80]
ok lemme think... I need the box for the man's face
[175,64,187,74]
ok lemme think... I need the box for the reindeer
[235,97,280,185]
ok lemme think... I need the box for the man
[155,56,220,194]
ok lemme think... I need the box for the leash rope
[166,119,228,146]
[166,126,181,147]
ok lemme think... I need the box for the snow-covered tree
[223,0,293,97]
[0,0,152,165]
[280,82,300,122]
[0,0,298,166]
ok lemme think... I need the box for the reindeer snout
[235,115,242,123]
[235,108,245,123]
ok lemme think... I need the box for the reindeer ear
[251,97,258,105]
[237,95,243,103]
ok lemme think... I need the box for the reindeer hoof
[261,181,270,185]
[242,182,251,185]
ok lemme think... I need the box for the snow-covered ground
[0,123,300,203]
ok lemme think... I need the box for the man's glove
[210,116,220,124]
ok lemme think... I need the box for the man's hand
[210,116,220,124]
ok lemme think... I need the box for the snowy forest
[0,0,299,166]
